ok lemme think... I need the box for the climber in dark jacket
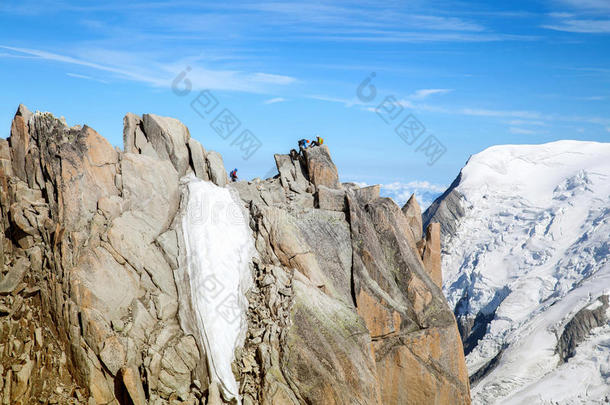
[229,168,238,182]
[298,138,309,154]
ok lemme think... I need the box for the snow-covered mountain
[424,140,610,404]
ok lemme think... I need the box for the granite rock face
[303,145,340,190]
[0,106,470,404]
[402,194,423,240]
[421,223,442,289]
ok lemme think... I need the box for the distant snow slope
[424,140,610,404]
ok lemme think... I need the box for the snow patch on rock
[181,175,254,403]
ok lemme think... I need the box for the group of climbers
[229,135,325,182]
[297,135,324,155]
[292,135,323,161]
[299,135,323,150]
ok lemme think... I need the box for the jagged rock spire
[402,193,423,239]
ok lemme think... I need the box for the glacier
[181,175,254,404]
[426,140,610,404]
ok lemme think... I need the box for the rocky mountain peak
[0,105,470,405]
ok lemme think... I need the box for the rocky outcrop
[556,295,609,363]
[401,194,422,239]
[420,223,442,289]
[423,173,465,247]
[0,105,470,404]
[303,145,340,189]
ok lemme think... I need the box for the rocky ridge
[0,105,470,404]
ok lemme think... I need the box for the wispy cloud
[0,45,297,94]
[0,52,38,59]
[251,73,295,85]
[543,19,610,33]
[422,105,543,119]
[306,94,365,108]
[561,66,610,75]
[46,0,540,45]
[579,95,606,101]
[297,32,537,43]
[544,0,610,33]
[447,106,610,126]
[555,0,610,11]
[309,90,610,128]
[263,97,286,104]
[549,12,575,18]
[66,72,108,83]
[409,89,453,99]
[506,119,548,126]
[509,127,539,135]
[0,45,156,82]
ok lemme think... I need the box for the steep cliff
[0,105,469,404]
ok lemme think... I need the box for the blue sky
[1,0,609,207]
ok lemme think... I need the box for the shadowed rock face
[556,295,609,363]
[0,105,470,405]
[423,172,465,248]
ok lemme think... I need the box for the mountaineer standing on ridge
[229,168,238,182]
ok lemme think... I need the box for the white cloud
[263,97,286,104]
[410,89,453,99]
[356,180,446,209]
[382,181,446,193]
